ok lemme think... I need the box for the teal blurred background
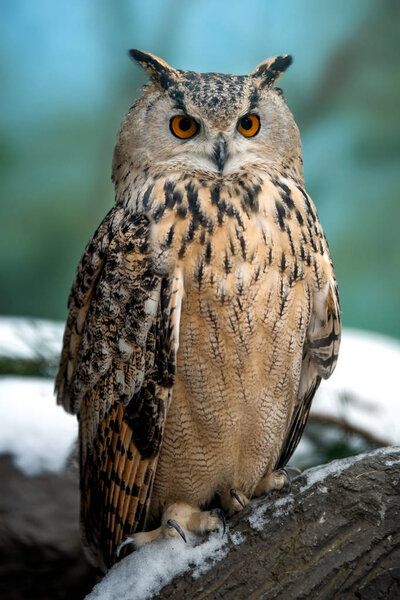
[1,0,399,338]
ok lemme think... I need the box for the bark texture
[156,447,400,600]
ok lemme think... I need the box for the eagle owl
[56,50,340,572]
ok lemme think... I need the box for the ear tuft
[128,49,179,89]
[251,55,293,87]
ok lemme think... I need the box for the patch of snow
[385,458,400,467]
[272,495,293,509]
[0,316,64,359]
[311,328,400,444]
[86,531,229,600]
[0,376,77,475]
[272,496,294,519]
[248,494,294,531]
[299,446,400,494]
[248,504,269,532]
[229,531,245,545]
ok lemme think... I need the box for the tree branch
[155,447,400,599]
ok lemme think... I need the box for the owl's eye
[170,115,199,139]
[237,114,260,137]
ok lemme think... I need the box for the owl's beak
[213,136,227,173]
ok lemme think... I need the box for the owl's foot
[253,468,291,496]
[162,502,226,540]
[117,526,163,556]
[220,488,250,516]
[117,502,226,554]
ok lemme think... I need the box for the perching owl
[56,50,340,573]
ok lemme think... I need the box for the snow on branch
[86,447,400,600]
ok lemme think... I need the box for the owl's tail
[79,400,158,572]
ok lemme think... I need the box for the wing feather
[273,178,341,469]
[56,207,125,412]
[56,208,181,571]
[277,280,341,468]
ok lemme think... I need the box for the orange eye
[170,115,198,139]
[237,114,260,137]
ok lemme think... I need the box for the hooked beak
[213,135,227,173]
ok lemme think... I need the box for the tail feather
[80,401,158,571]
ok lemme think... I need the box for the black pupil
[240,116,254,130]
[179,117,192,131]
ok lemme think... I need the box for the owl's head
[113,50,302,182]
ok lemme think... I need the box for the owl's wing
[55,206,181,571]
[277,278,341,469]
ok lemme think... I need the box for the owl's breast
[146,171,333,514]
[144,170,330,296]
[150,246,309,514]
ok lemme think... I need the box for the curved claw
[116,536,135,558]
[211,507,226,535]
[230,488,245,508]
[166,518,187,543]
[218,508,227,535]
[278,468,292,492]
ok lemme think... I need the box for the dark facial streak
[213,136,227,173]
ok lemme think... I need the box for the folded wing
[277,279,341,468]
[56,207,181,571]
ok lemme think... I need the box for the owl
[56,50,340,573]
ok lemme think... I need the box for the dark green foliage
[0,356,56,378]
[297,420,382,471]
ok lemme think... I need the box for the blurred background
[1,0,400,334]
[0,1,399,598]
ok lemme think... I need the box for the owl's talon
[221,488,249,515]
[277,468,291,492]
[166,518,187,542]
[230,488,246,508]
[116,536,135,558]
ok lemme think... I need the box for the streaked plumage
[56,50,340,572]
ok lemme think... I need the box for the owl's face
[114,51,302,181]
